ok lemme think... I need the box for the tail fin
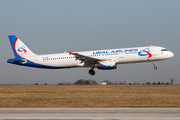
[8,35,36,59]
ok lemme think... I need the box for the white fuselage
[24,46,173,68]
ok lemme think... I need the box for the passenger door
[151,47,157,56]
[119,52,124,60]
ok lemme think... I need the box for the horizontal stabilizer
[8,58,26,63]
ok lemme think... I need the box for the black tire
[89,69,95,75]
[154,66,157,70]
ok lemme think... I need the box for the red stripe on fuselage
[142,49,152,58]
[99,63,107,66]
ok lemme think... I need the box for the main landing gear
[153,61,157,70]
[89,69,95,75]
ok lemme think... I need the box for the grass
[0,85,179,107]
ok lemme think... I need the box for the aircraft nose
[169,52,174,58]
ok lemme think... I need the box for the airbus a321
[7,35,174,75]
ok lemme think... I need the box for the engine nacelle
[97,59,117,70]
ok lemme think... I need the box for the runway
[0,108,179,120]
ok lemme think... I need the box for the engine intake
[97,59,117,70]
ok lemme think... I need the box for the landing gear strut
[153,61,157,70]
[89,69,95,75]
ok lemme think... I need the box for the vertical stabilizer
[8,35,36,59]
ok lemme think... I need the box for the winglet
[68,51,72,55]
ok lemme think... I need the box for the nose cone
[169,52,174,58]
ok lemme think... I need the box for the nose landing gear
[89,69,95,75]
[153,61,157,70]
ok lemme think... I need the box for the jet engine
[96,59,117,70]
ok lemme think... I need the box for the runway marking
[0,108,179,120]
[113,108,118,116]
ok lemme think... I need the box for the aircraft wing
[68,51,105,63]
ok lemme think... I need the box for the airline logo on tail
[138,48,152,58]
[18,46,27,53]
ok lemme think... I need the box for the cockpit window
[161,49,167,51]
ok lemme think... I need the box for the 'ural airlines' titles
[93,49,138,55]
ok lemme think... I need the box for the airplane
[7,35,174,75]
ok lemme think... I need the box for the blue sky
[0,0,179,84]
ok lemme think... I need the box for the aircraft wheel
[89,69,95,75]
[154,66,157,70]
